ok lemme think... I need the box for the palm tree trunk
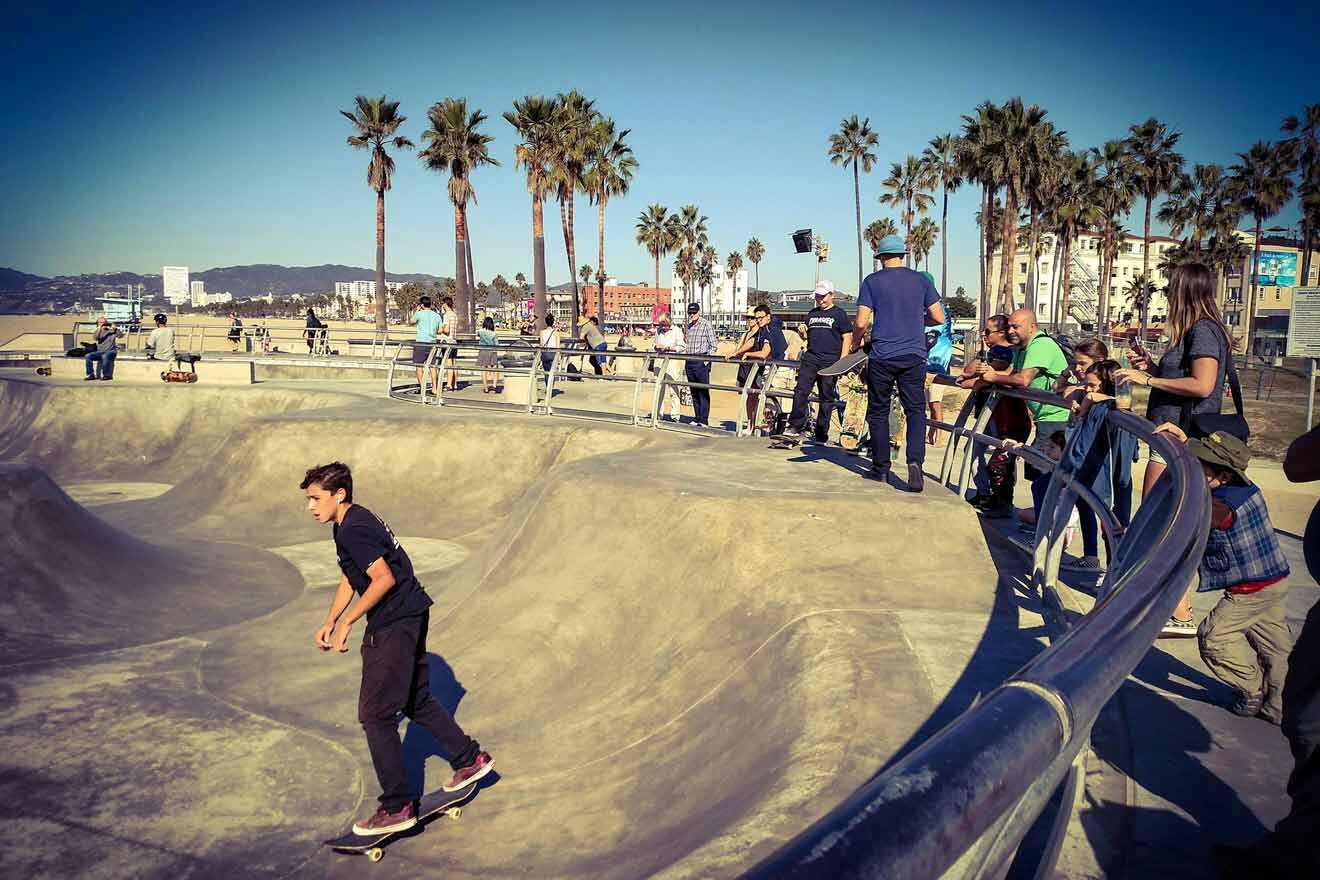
[464,220,476,330]
[754,262,760,298]
[561,194,580,329]
[1024,204,1040,312]
[454,204,470,335]
[375,188,387,331]
[1140,195,1153,341]
[532,195,548,324]
[1060,234,1073,327]
[654,251,661,294]
[904,196,913,269]
[1301,218,1314,288]
[940,181,949,298]
[853,161,863,292]
[998,186,1018,312]
[979,186,991,323]
[596,193,607,325]
[1246,217,1263,357]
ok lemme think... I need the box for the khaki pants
[1198,585,1292,717]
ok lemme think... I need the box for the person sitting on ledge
[84,317,123,381]
[144,313,175,363]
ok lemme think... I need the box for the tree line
[827,102,1318,352]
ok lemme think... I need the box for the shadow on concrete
[402,652,468,795]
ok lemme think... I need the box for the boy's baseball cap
[813,279,836,300]
[1187,431,1252,485]
[874,234,907,257]
[687,302,701,315]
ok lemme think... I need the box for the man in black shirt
[302,462,493,837]
[782,280,852,443]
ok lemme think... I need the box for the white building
[190,280,205,307]
[163,266,190,306]
[668,263,749,317]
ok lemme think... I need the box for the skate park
[4,328,1305,880]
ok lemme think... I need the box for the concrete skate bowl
[1,376,1045,879]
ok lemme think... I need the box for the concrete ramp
[0,378,1038,878]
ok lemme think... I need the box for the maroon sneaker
[352,801,417,836]
[443,751,494,792]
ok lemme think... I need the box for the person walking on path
[684,303,718,427]
[305,308,326,355]
[437,297,459,391]
[852,234,944,492]
[411,295,442,395]
[1117,262,1233,636]
[973,308,1070,515]
[476,316,501,393]
[652,313,686,421]
[84,317,123,381]
[782,279,852,444]
[227,312,243,352]
[1153,425,1291,724]
[538,313,561,391]
[302,461,494,837]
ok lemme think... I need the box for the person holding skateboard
[302,462,493,836]
[779,279,852,445]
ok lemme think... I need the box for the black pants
[359,611,479,810]
[866,354,926,469]
[789,355,838,440]
[685,361,711,425]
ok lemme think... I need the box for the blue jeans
[85,349,116,378]
[589,342,608,375]
[541,352,555,386]
[867,354,927,468]
[685,360,711,424]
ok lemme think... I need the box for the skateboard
[161,370,197,383]
[36,366,51,376]
[767,432,802,449]
[817,350,868,377]
[324,780,479,863]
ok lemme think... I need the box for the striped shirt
[685,317,717,357]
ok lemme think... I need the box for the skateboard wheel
[446,807,462,820]
[367,848,383,862]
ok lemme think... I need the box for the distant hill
[0,267,49,293]
[0,264,449,301]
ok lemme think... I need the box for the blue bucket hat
[875,234,908,257]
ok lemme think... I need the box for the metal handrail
[741,386,1209,879]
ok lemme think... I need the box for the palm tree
[1047,151,1099,327]
[1126,118,1184,337]
[828,114,880,291]
[1283,105,1320,286]
[878,155,935,269]
[959,102,1003,319]
[922,133,963,299]
[583,119,637,325]
[696,249,717,310]
[910,218,939,272]
[1021,122,1068,312]
[635,204,675,293]
[1090,140,1136,330]
[674,205,709,303]
[863,218,899,272]
[504,95,561,323]
[1231,141,1298,355]
[580,262,594,298]
[341,95,414,331]
[550,90,597,328]
[986,98,1050,311]
[418,98,498,334]
[745,237,765,297]
[673,250,695,309]
[1123,274,1157,324]
[1159,164,1228,251]
[726,251,744,311]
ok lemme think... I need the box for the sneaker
[352,802,417,836]
[979,502,1014,519]
[862,467,891,484]
[1160,616,1197,638]
[443,751,494,792]
[779,428,805,441]
[83,375,97,381]
[1062,556,1103,573]
[1229,690,1263,718]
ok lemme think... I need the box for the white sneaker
[1160,616,1197,638]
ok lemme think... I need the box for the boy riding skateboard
[301,462,494,837]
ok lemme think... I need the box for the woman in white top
[538,314,560,389]
[438,297,459,390]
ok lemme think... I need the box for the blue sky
[2,0,1316,295]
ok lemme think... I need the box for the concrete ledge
[50,355,255,385]
[0,332,73,353]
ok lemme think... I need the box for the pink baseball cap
[814,280,836,300]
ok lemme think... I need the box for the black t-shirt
[333,505,433,633]
[804,305,852,360]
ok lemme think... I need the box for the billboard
[1255,250,1297,287]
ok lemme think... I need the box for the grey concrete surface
[0,375,1054,878]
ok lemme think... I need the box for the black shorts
[412,343,436,365]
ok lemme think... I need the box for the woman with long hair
[1117,261,1233,635]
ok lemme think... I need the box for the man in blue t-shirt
[412,295,443,393]
[851,235,944,491]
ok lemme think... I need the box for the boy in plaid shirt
[1157,424,1292,723]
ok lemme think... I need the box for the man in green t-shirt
[974,308,1070,503]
